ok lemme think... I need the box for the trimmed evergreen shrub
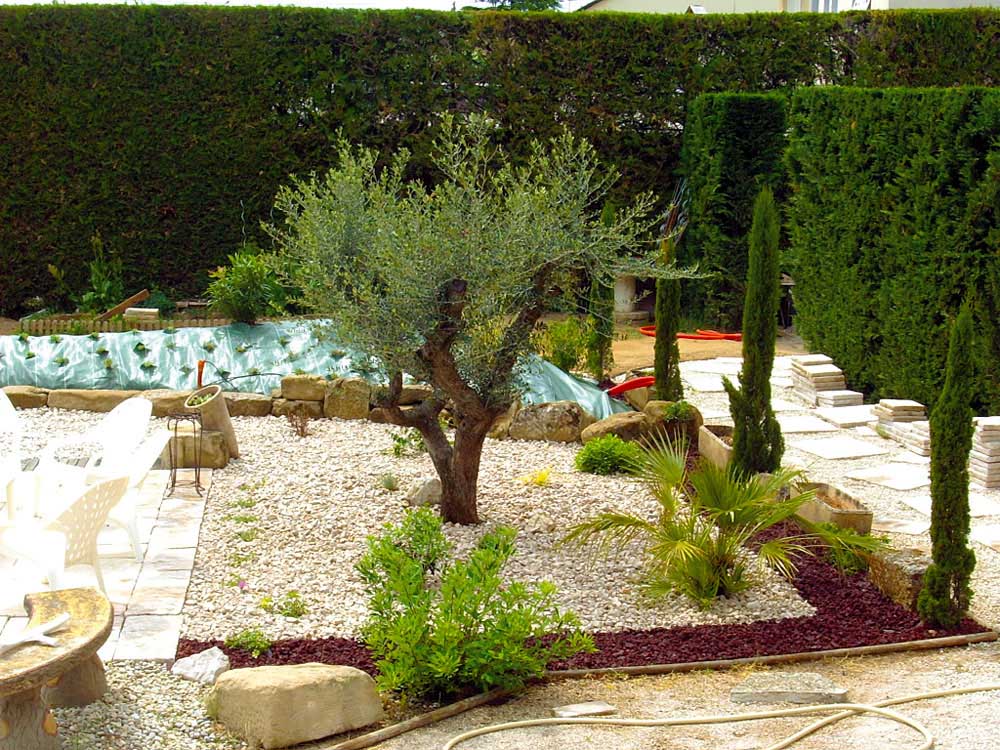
[654,188,686,402]
[679,93,787,329]
[785,86,1000,411]
[585,202,616,380]
[917,304,976,629]
[723,187,783,476]
[575,435,643,476]
[2,7,1000,314]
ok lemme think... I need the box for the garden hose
[441,682,1000,750]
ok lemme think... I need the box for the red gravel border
[177,523,987,671]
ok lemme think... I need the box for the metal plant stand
[167,412,204,496]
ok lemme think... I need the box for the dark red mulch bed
[178,527,988,672]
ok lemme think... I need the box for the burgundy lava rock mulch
[177,523,988,672]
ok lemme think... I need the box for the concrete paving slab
[113,614,182,661]
[731,672,848,705]
[791,436,890,460]
[777,414,839,434]
[127,568,191,616]
[682,372,731,393]
[682,359,743,375]
[900,494,1000,518]
[971,524,1000,551]
[817,405,876,428]
[871,518,931,535]
[847,463,930,491]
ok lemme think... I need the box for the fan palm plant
[564,437,885,609]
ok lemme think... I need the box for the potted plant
[184,384,240,459]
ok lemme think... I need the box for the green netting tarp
[0,321,629,419]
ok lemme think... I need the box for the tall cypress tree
[654,188,686,402]
[586,203,616,381]
[723,187,783,475]
[917,303,976,628]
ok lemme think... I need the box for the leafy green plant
[88,331,100,340]
[520,467,553,487]
[357,508,593,701]
[55,356,69,367]
[140,361,155,371]
[48,334,62,344]
[95,345,109,356]
[224,628,272,658]
[78,231,126,314]
[661,400,696,421]
[535,317,590,373]
[24,350,35,359]
[103,358,113,370]
[379,473,400,491]
[575,435,642,475]
[815,522,886,576]
[566,439,884,609]
[389,428,427,458]
[134,342,148,353]
[207,248,288,324]
[236,528,259,543]
[17,332,29,343]
[201,340,217,353]
[261,591,308,618]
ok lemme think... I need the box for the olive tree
[270,115,661,524]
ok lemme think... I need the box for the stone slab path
[0,469,209,662]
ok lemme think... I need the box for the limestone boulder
[406,477,442,507]
[223,391,273,417]
[163,425,230,469]
[142,389,193,418]
[205,663,383,749]
[280,374,327,402]
[399,383,434,406]
[623,386,652,411]
[2,385,48,408]
[272,399,324,419]
[644,400,703,444]
[581,412,652,444]
[47,389,140,413]
[325,378,371,420]
[508,401,595,443]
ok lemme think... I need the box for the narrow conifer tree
[654,189,686,402]
[586,203,617,380]
[917,303,976,628]
[723,187,783,475]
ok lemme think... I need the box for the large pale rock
[142,389,193,418]
[171,646,230,685]
[272,399,324,419]
[488,401,521,440]
[508,401,595,443]
[623,386,652,411]
[581,412,652,444]
[47,389,140,413]
[223,391,273,417]
[2,385,48,408]
[205,663,383,749]
[399,383,434,405]
[644,400,703,444]
[325,378,371,420]
[163,425,230,469]
[406,477,442,507]
[280,374,327,402]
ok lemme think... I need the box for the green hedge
[679,93,787,329]
[785,87,1000,412]
[2,7,1000,315]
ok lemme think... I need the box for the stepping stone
[817,405,876,428]
[871,517,930,535]
[893,451,930,465]
[112,614,182,661]
[777,414,839,434]
[900,494,1000,518]
[552,701,617,718]
[731,672,848,705]
[771,376,794,388]
[683,359,743,375]
[682,372,729,393]
[971,524,1000,551]
[792,436,890,460]
[791,354,833,367]
[770,398,801,412]
[816,390,864,408]
[847,463,930,491]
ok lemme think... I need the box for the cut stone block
[2,385,49,408]
[846,463,930,491]
[731,672,848,705]
[777,414,839,434]
[223,391,273,417]
[816,405,875,428]
[163,425,229,469]
[47,389,140,412]
[324,377,372,420]
[792,436,889,460]
[280,374,327,402]
[791,354,833,367]
[868,547,931,611]
[552,701,617,718]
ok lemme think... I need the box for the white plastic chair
[0,475,130,592]
[0,390,24,519]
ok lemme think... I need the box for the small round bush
[575,434,643,475]
[206,248,288,324]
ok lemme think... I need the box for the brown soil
[0,317,18,335]
[611,325,808,375]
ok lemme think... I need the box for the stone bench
[0,588,113,750]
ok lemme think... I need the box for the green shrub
[584,203,617,380]
[786,86,1000,410]
[813,522,887,576]
[356,507,593,701]
[260,590,308,619]
[78,231,126,314]
[206,249,287,324]
[575,435,643,475]
[224,628,272,658]
[536,317,589,374]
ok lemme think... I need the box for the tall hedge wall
[679,93,787,329]
[785,87,1000,412]
[2,7,1000,315]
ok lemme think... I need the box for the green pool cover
[0,321,629,419]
